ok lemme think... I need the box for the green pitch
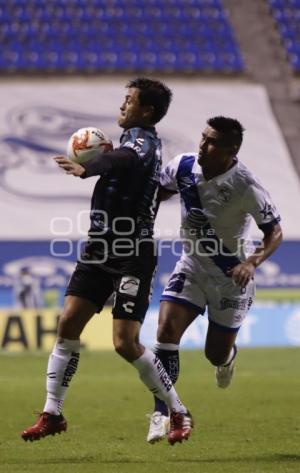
[0,349,299,473]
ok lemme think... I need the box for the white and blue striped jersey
[160,153,281,277]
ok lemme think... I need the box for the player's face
[118,88,151,129]
[198,126,234,170]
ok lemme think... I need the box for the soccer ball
[67,127,113,164]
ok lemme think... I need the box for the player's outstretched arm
[158,185,178,202]
[227,223,283,288]
[54,157,85,177]
[80,147,139,178]
[54,148,139,179]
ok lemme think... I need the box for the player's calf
[215,345,237,388]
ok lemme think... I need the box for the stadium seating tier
[0,0,244,73]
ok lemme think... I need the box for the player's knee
[157,321,178,343]
[205,347,227,366]
[57,310,81,339]
[114,338,139,362]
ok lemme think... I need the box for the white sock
[132,347,187,414]
[43,338,80,415]
[154,342,179,351]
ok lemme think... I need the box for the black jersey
[79,126,162,271]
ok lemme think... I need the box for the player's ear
[231,144,239,155]
[143,105,155,121]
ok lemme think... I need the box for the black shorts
[65,242,157,324]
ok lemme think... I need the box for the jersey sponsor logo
[119,276,140,297]
[123,141,143,155]
[220,297,249,311]
[135,138,145,146]
[122,301,135,314]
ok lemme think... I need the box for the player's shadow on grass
[12,452,300,465]
[168,453,300,464]
[39,453,300,465]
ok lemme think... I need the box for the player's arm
[228,223,283,288]
[159,154,183,200]
[54,147,139,178]
[158,185,177,202]
[228,183,283,288]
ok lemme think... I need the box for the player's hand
[227,261,255,289]
[54,157,85,177]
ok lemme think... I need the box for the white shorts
[161,255,255,332]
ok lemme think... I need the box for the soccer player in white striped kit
[147,116,283,443]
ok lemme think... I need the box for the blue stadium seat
[0,0,244,73]
[268,0,300,72]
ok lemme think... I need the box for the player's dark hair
[126,77,172,124]
[207,116,245,152]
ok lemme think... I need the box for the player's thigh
[111,263,156,360]
[205,321,238,366]
[157,300,199,344]
[65,265,114,313]
[112,254,157,324]
[159,259,206,344]
[60,265,114,338]
[205,278,255,360]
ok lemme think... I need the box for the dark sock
[153,348,180,416]
[224,344,237,367]
[154,398,169,416]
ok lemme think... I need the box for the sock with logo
[43,338,80,415]
[132,347,186,414]
[152,342,180,416]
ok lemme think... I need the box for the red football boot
[21,412,67,441]
[167,410,193,445]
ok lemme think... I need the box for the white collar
[213,159,239,185]
[192,157,201,175]
[198,158,239,184]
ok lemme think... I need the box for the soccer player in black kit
[22,78,193,445]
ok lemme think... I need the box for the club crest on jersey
[216,186,232,203]
[119,276,140,297]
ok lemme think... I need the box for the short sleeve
[160,154,184,192]
[242,182,281,232]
